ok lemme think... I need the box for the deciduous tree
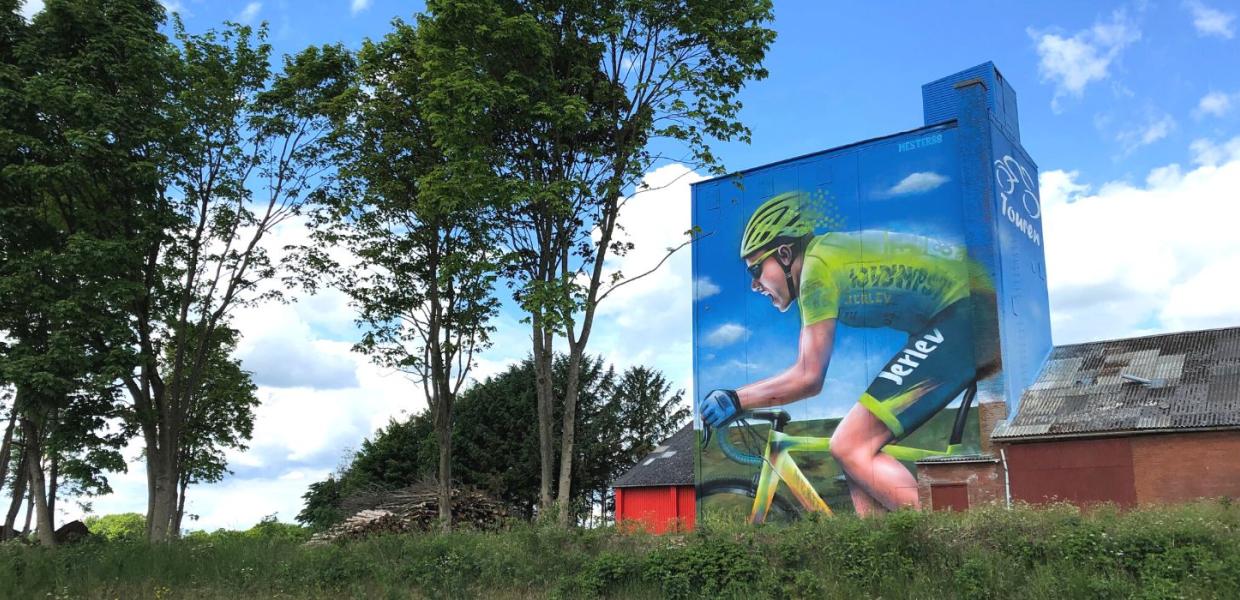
[115,20,351,541]
[294,19,501,530]
[0,0,174,544]
[419,0,774,524]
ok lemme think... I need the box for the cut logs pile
[307,483,510,544]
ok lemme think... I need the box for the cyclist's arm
[735,318,836,409]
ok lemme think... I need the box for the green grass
[3,500,1239,599]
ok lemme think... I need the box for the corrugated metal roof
[612,423,695,488]
[993,326,1240,442]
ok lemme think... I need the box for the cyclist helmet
[739,191,814,258]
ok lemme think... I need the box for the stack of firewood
[307,483,510,544]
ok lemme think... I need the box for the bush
[83,513,146,542]
[2,501,1240,599]
[243,514,311,543]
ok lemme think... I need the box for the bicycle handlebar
[700,409,792,467]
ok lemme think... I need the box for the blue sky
[13,0,1240,529]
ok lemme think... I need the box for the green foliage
[83,513,146,543]
[0,0,175,509]
[295,414,436,530]
[416,0,774,526]
[4,502,1240,598]
[243,515,311,544]
[299,357,689,528]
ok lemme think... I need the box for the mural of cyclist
[700,191,1000,515]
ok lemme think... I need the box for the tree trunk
[3,448,28,540]
[142,421,158,539]
[434,390,453,532]
[47,453,58,519]
[555,347,585,527]
[21,418,55,545]
[532,320,555,515]
[147,458,179,541]
[141,391,182,542]
[21,489,33,536]
[173,473,189,534]
[0,409,16,497]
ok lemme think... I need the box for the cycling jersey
[793,231,999,439]
[797,231,992,333]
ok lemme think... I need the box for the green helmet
[740,192,813,258]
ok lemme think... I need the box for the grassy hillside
[2,500,1238,599]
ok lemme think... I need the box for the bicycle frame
[746,428,965,523]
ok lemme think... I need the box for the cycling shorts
[857,294,999,439]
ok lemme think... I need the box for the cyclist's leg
[833,403,912,514]
[832,298,982,511]
[848,485,887,516]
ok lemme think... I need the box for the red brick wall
[917,430,1240,511]
[1131,431,1240,503]
[978,401,1008,454]
[916,461,1005,510]
[1005,438,1136,506]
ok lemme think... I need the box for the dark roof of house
[992,326,1240,442]
[612,423,695,488]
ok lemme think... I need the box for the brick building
[918,326,1240,510]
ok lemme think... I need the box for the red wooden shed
[612,423,695,533]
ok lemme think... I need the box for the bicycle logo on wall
[994,155,1041,246]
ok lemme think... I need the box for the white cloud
[1189,137,1240,166]
[1115,112,1175,154]
[18,0,42,19]
[160,0,187,15]
[589,164,704,395]
[249,359,421,464]
[350,0,372,15]
[238,2,262,24]
[704,323,749,347]
[1195,91,1234,118]
[886,171,949,196]
[232,293,360,389]
[1040,169,1091,203]
[1162,255,1240,330]
[1184,0,1235,38]
[240,336,359,389]
[1044,136,1240,343]
[693,276,721,301]
[1029,11,1141,112]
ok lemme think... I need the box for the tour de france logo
[994,155,1041,246]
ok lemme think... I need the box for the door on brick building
[931,484,969,511]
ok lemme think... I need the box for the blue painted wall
[692,63,1050,519]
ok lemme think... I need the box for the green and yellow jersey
[798,231,993,333]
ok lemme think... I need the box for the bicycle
[698,383,977,523]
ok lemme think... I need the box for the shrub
[3,501,1240,599]
[83,513,146,542]
[243,514,311,543]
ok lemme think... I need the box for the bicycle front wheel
[697,478,801,523]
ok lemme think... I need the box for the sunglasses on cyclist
[746,247,780,280]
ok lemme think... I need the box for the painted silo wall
[691,63,1049,521]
